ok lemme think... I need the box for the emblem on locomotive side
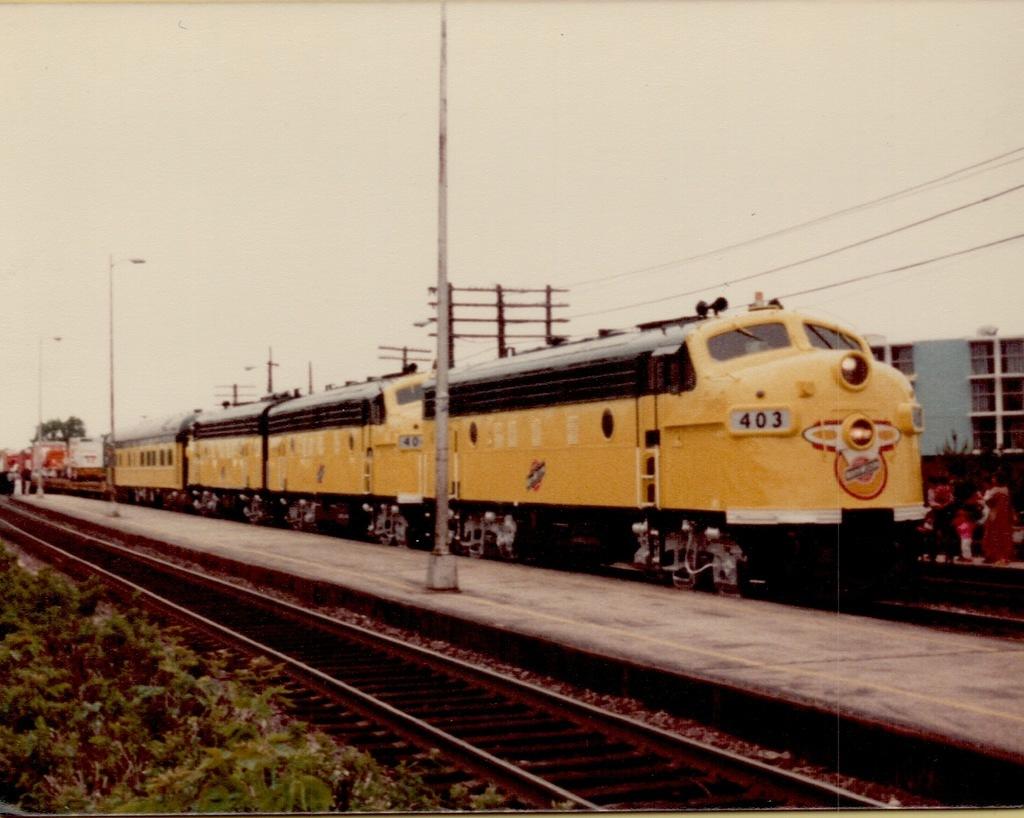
[526,460,546,492]
[802,419,901,500]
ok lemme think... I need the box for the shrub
[0,545,463,812]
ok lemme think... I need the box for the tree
[34,416,87,443]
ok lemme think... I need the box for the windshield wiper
[807,325,834,348]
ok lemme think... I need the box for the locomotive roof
[267,379,383,417]
[442,320,696,386]
[193,398,280,426]
[435,306,858,388]
[116,410,199,444]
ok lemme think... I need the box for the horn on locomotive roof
[695,296,729,318]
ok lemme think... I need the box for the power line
[568,144,1024,289]
[569,182,1024,321]
[378,345,432,370]
[454,343,501,366]
[777,232,1024,301]
[659,182,1024,301]
[214,383,257,407]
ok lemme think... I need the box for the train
[106,297,925,596]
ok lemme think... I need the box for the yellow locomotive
[414,299,925,594]
[138,375,431,537]
[110,299,924,595]
[263,373,428,536]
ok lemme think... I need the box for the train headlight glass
[897,402,925,434]
[838,352,869,389]
[844,416,875,450]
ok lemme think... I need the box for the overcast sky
[3,1,1023,450]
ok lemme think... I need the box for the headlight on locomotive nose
[844,416,875,450]
[837,352,870,389]
[896,402,925,434]
[912,404,924,431]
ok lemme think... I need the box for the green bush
[0,545,479,813]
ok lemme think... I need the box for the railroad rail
[916,558,1024,607]
[0,499,880,810]
[865,559,1024,637]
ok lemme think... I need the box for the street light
[109,254,146,517]
[426,1,458,591]
[35,335,62,496]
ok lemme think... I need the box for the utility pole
[427,0,458,592]
[379,345,432,371]
[423,283,569,362]
[108,254,146,517]
[425,284,455,367]
[35,334,62,498]
[308,361,314,395]
[214,383,256,407]
[245,348,279,396]
[265,347,278,394]
[543,284,559,344]
[496,284,505,357]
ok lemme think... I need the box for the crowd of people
[0,465,37,496]
[920,468,1019,565]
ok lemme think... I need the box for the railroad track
[916,558,1024,605]
[0,499,880,810]
[864,560,1024,638]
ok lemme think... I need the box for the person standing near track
[981,470,1015,565]
[921,474,955,561]
[953,504,977,561]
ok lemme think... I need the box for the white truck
[65,437,105,480]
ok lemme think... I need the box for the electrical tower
[422,284,569,365]
[245,347,279,395]
[378,345,433,371]
[214,383,257,408]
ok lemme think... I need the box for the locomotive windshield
[707,322,790,361]
[395,383,424,405]
[804,322,861,351]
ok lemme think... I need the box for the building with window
[869,331,1024,455]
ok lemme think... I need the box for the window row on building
[871,334,1024,455]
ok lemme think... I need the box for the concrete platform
[10,493,1024,764]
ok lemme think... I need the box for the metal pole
[37,337,42,444]
[545,284,553,343]
[36,336,61,497]
[447,283,455,367]
[427,0,458,591]
[496,284,507,358]
[108,254,119,516]
[36,339,42,495]
[108,255,145,517]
